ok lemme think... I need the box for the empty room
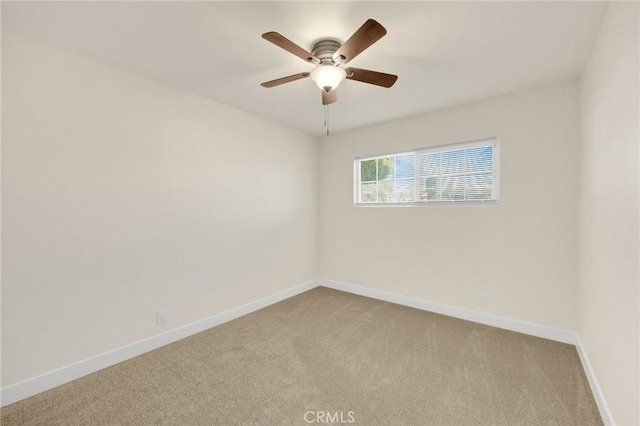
[1,1,638,425]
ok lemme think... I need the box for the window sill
[354,200,499,208]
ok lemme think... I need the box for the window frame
[353,138,500,207]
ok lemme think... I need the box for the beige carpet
[2,287,602,425]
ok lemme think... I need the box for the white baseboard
[319,279,615,424]
[0,280,318,407]
[319,279,577,344]
[575,336,615,425]
[2,278,612,426]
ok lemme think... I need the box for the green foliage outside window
[361,158,392,182]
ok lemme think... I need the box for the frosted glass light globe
[310,65,347,92]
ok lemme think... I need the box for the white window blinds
[356,138,499,205]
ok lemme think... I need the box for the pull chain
[323,105,326,129]
[324,105,330,136]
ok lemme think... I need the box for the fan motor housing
[311,39,342,64]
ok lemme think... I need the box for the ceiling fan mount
[310,38,343,64]
[260,19,398,106]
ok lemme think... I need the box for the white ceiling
[3,1,607,136]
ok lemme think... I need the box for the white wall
[1,33,317,387]
[578,2,639,425]
[318,81,580,331]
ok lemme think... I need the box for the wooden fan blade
[322,90,337,105]
[333,19,387,65]
[346,67,398,88]
[262,32,319,64]
[261,72,310,88]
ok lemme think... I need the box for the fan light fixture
[310,65,346,92]
[261,19,398,135]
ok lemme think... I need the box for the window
[355,138,499,205]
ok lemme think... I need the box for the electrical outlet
[156,309,168,326]
[478,293,488,306]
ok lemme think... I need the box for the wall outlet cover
[156,310,168,326]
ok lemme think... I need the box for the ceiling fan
[260,19,398,106]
